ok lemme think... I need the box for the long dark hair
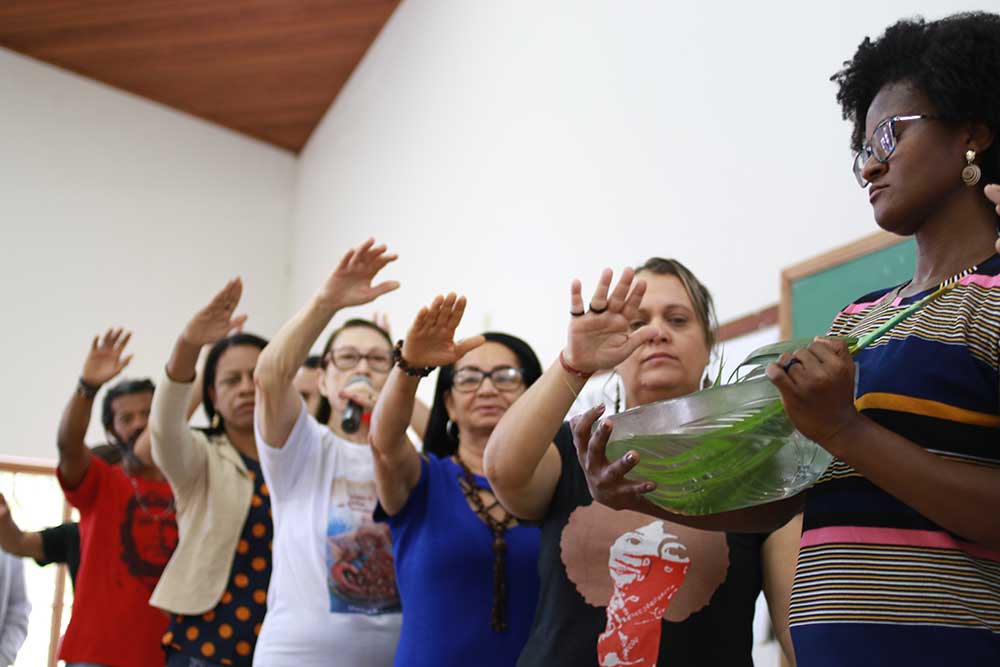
[314,319,393,426]
[202,333,269,436]
[423,332,543,459]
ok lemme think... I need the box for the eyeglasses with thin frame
[327,347,393,373]
[852,114,937,187]
[451,366,525,393]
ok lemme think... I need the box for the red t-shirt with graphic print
[58,455,177,667]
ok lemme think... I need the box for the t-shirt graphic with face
[120,488,178,591]
[597,522,691,666]
[561,504,729,667]
[58,456,177,667]
[519,430,767,667]
[327,479,399,613]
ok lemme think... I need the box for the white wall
[0,48,296,459]
[290,0,985,381]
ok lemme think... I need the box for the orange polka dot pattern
[162,454,273,666]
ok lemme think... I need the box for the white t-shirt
[254,402,401,667]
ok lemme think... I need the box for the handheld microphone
[341,375,373,434]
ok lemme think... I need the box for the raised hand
[986,185,1000,253]
[401,293,485,368]
[317,239,400,311]
[562,268,659,375]
[181,278,248,347]
[81,328,134,387]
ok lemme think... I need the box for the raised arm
[0,494,43,562]
[134,387,200,467]
[484,268,658,520]
[151,278,249,487]
[58,329,134,487]
[369,311,432,437]
[255,239,399,447]
[370,294,484,515]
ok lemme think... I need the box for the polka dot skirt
[163,456,273,666]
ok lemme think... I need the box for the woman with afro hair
[570,12,1000,666]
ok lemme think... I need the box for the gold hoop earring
[962,149,982,187]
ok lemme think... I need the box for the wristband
[393,340,435,378]
[559,351,593,380]
[76,378,100,400]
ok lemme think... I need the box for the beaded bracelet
[393,340,435,377]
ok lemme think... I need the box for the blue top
[376,454,541,667]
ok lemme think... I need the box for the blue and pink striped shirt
[790,254,1000,665]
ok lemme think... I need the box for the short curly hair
[831,12,1000,186]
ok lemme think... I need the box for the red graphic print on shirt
[597,522,690,666]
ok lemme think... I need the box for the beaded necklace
[453,455,516,632]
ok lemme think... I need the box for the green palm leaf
[604,284,951,515]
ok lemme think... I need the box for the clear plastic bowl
[601,376,832,515]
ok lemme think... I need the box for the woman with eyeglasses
[252,239,405,666]
[570,13,1000,666]
[369,293,553,667]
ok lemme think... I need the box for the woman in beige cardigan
[150,278,272,667]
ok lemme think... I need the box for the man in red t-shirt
[57,328,178,667]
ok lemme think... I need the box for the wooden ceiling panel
[0,0,401,152]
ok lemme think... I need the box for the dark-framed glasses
[852,114,938,187]
[452,366,525,393]
[327,346,393,372]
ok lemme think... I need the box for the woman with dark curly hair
[570,11,1000,666]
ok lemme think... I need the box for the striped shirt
[789,254,1000,666]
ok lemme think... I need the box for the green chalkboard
[790,237,916,338]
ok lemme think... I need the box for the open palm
[183,278,248,347]
[402,293,484,368]
[563,268,658,374]
[320,239,400,311]
[81,328,134,386]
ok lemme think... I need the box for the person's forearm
[485,360,582,490]
[57,390,91,460]
[409,397,431,438]
[826,415,1000,548]
[256,294,343,447]
[0,531,44,562]
[57,389,94,484]
[257,295,339,392]
[0,515,44,562]
[371,368,420,458]
[370,368,423,514]
[165,335,200,383]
